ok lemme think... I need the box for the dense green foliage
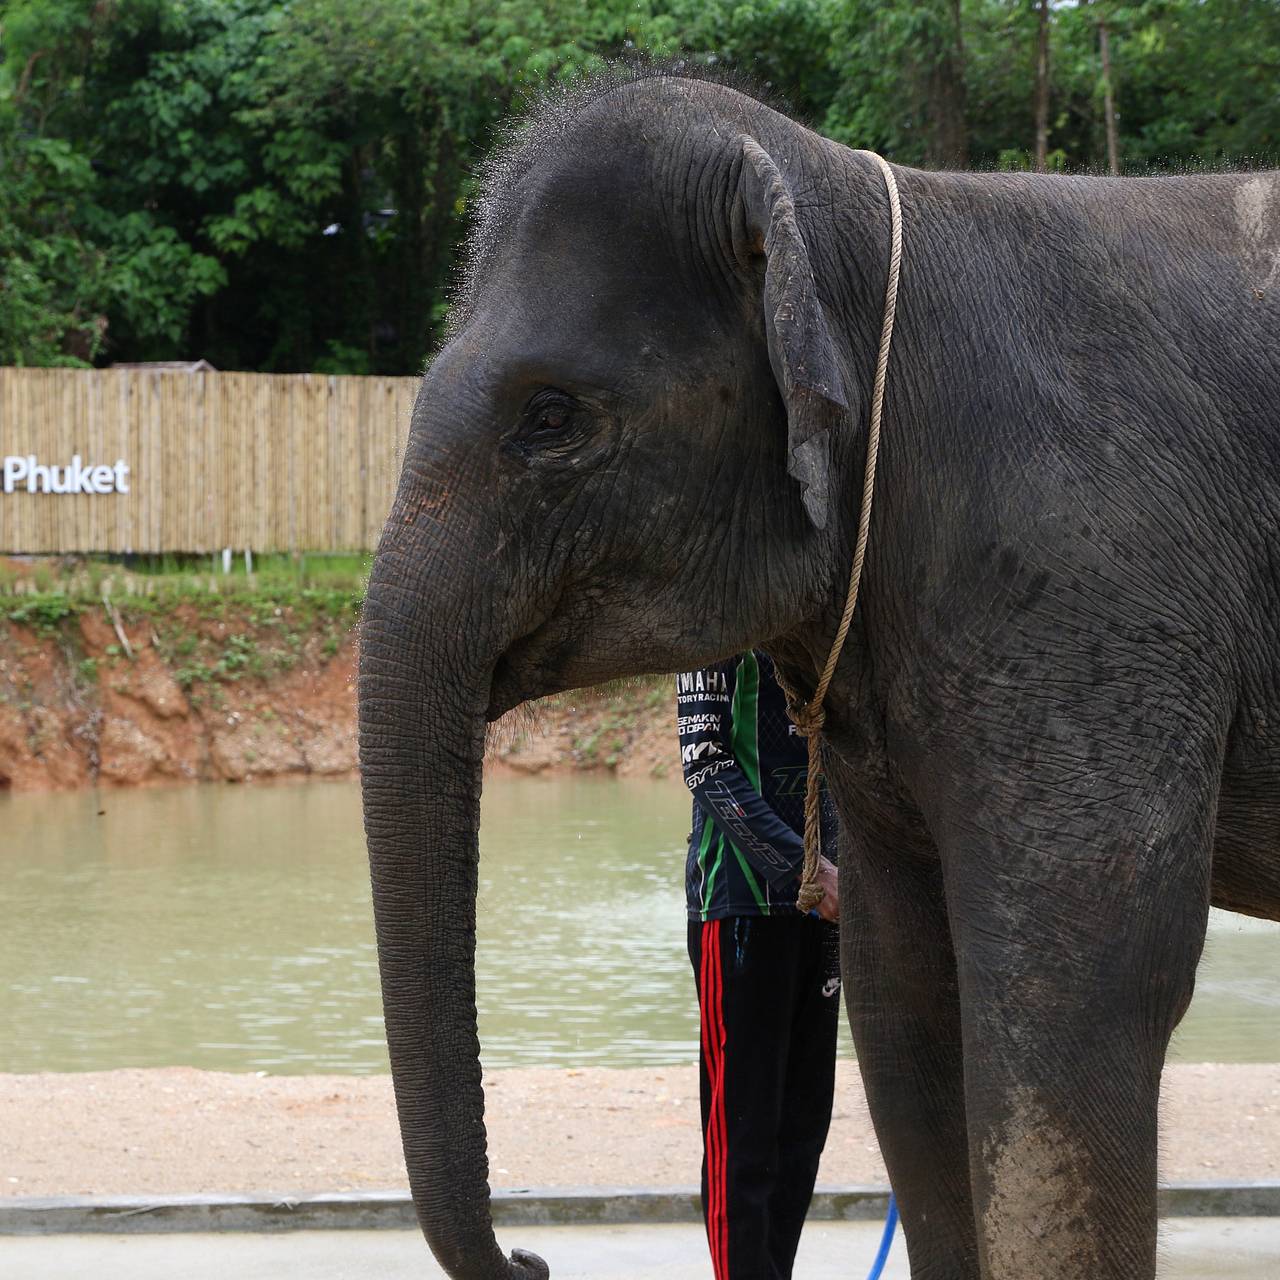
[2,0,1277,372]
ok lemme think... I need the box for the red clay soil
[0,609,677,792]
[0,607,360,790]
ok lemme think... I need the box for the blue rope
[865,1194,898,1280]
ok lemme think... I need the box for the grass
[1,555,363,699]
[0,552,371,606]
[0,555,367,656]
[0,555,673,718]
[1,595,78,631]
[120,551,371,591]
[1,583,362,630]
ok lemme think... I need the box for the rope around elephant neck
[787,150,903,915]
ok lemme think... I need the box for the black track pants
[687,914,840,1280]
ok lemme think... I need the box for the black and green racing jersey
[677,650,837,921]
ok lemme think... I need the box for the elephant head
[358,70,887,1278]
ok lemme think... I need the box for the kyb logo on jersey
[2,455,131,495]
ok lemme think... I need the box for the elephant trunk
[358,526,547,1280]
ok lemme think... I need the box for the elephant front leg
[940,775,1213,1280]
[843,829,981,1280]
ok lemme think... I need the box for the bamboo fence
[0,367,419,553]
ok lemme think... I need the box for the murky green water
[1,778,1277,1073]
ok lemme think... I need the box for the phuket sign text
[2,455,131,495]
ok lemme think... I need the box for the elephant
[357,66,1280,1280]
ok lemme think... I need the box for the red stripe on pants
[701,920,729,1279]
[699,923,720,1276]
[711,926,732,1274]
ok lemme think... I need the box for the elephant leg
[939,766,1213,1280]
[843,828,981,1279]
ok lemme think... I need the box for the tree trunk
[922,0,969,168]
[1099,17,1120,175]
[1034,0,1050,172]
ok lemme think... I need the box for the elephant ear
[732,134,848,531]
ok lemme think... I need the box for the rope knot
[790,702,826,738]
[795,878,825,916]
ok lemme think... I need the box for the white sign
[2,455,131,495]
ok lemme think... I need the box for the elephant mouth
[486,652,523,722]
[485,592,581,721]
[486,635,560,722]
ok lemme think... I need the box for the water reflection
[0,777,701,1072]
[0,778,1276,1072]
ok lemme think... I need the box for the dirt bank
[0,595,361,790]
[485,679,678,782]
[3,1063,1275,1196]
[0,599,676,791]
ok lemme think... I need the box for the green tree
[237,0,632,372]
[0,0,228,362]
[3,0,1278,371]
[824,0,970,166]
[0,1,229,360]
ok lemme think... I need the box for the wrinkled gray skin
[358,69,1280,1280]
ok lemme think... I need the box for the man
[677,649,841,1280]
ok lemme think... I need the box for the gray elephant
[358,67,1280,1280]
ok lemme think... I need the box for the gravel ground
[3,1063,1277,1197]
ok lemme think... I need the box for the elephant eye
[515,389,578,445]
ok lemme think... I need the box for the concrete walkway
[3,1219,1278,1279]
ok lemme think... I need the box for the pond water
[1,777,1278,1073]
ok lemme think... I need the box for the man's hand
[813,855,839,923]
